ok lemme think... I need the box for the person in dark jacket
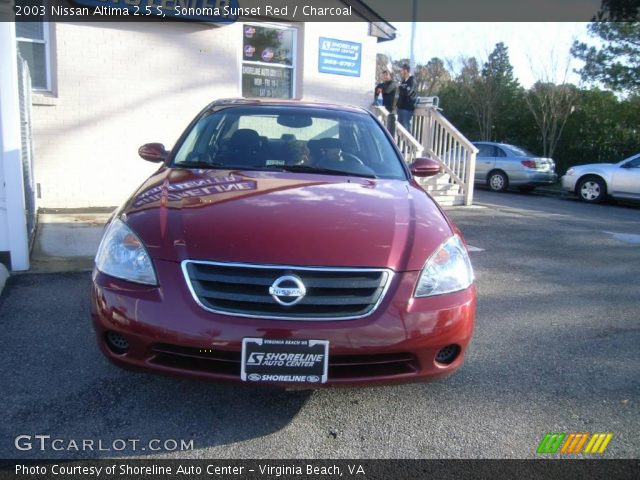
[373,70,398,135]
[374,70,397,111]
[397,64,417,133]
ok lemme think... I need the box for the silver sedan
[561,153,640,203]
[473,142,558,192]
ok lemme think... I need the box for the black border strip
[4,0,640,23]
[1,459,639,480]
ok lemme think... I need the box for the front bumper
[91,259,475,386]
[561,174,578,193]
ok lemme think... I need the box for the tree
[413,58,451,96]
[554,88,640,172]
[593,0,639,21]
[482,42,517,90]
[376,53,391,82]
[524,45,579,159]
[482,42,523,142]
[455,56,491,139]
[571,22,640,94]
[448,43,521,141]
[525,82,577,159]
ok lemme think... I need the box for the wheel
[518,186,536,193]
[577,176,606,203]
[487,171,508,192]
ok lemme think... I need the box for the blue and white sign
[318,37,361,77]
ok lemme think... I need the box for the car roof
[205,98,369,115]
[473,141,528,150]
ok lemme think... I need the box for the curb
[0,263,8,297]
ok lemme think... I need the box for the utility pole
[410,0,417,71]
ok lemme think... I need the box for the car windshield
[620,153,640,165]
[503,144,536,157]
[172,106,407,180]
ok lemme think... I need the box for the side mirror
[410,157,441,177]
[138,143,168,163]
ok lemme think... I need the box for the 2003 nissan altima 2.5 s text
[91,99,476,386]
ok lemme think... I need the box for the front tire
[577,176,606,203]
[488,171,508,192]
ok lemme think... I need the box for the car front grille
[150,343,418,380]
[182,261,393,320]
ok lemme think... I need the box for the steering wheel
[342,152,365,166]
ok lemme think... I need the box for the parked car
[91,99,476,387]
[473,141,558,192]
[561,153,640,203]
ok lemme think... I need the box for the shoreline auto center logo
[537,432,613,454]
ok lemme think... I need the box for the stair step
[420,173,449,183]
[425,183,461,194]
[431,194,465,206]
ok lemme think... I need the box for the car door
[611,156,640,198]
[474,143,496,182]
[492,145,519,180]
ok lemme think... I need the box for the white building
[0,0,394,270]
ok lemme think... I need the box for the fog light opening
[105,331,129,354]
[435,344,460,365]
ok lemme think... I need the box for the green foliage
[553,89,640,172]
[414,58,451,96]
[383,41,640,172]
[571,22,640,94]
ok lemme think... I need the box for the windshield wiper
[175,162,280,171]
[174,162,377,178]
[173,161,223,169]
[280,164,377,179]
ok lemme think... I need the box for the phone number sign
[318,37,361,77]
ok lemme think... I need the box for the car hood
[569,163,615,172]
[121,168,453,271]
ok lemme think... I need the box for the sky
[379,23,592,88]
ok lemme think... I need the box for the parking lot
[0,191,638,459]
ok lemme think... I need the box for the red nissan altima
[91,99,476,386]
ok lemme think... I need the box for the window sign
[318,37,361,77]
[242,24,296,99]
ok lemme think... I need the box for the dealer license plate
[241,338,329,384]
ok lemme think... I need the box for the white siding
[299,22,377,107]
[32,21,380,208]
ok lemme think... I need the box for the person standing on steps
[397,64,417,133]
[373,69,398,135]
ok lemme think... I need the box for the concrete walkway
[29,212,113,274]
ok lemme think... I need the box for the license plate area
[241,338,329,384]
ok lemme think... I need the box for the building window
[15,22,51,91]
[241,24,296,99]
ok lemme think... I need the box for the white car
[562,153,640,203]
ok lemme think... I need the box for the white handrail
[372,106,423,163]
[372,104,477,206]
[414,107,478,206]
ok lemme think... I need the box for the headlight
[95,218,157,285]
[566,168,575,176]
[414,235,474,297]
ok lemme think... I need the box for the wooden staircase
[418,173,465,207]
[371,105,478,207]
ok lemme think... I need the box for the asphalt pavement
[0,192,638,459]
